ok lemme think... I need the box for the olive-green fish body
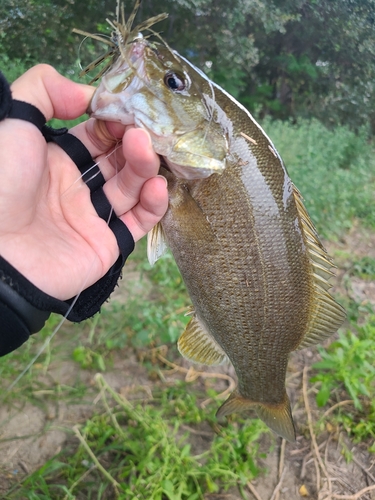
[159,91,320,441]
[87,8,346,441]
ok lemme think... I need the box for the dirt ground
[0,226,375,499]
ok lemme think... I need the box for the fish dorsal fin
[177,314,228,366]
[147,222,168,266]
[293,186,346,349]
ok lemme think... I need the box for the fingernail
[141,128,153,148]
[156,174,168,187]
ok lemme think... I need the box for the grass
[311,316,375,448]
[3,374,269,499]
[350,255,375,281]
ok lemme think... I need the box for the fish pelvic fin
[177,314,228,366]
[216,391,296,442]
[293,185,346,349]
[147,222,168,266]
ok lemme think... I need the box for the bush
[264,118,375,237]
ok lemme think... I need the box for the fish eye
[164,72,186,92]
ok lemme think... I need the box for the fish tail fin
[216,391,296,442]
[255,396,296,443]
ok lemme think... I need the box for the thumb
[10,64,94,121]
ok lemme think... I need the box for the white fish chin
[164,158,222,180]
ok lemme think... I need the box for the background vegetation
[1,0,375,131]
[1,0,375,498]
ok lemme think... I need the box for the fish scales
[84,2,346,441]
[162,126,312,400]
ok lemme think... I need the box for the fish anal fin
[177,315,228,366]
[147,222,168,266]
[216,391,296,442]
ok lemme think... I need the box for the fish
[82,1,346,442]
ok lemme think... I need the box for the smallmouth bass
[82,1,346,442]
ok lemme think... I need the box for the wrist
[0,267,51,357]
[0,278,50,334]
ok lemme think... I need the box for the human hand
[0,64,168,301]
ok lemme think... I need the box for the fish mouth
[88,40,147,119]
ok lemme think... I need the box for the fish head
[89,37,228,179]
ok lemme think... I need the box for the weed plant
[5,376,269,499]
[311,316,375,447]
[350,256,375,281]
[0,53,30,83]
[264,118,375,237]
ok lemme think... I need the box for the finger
[71,118,124,160]
[120,175,169,242]
[102,128,161,214]
[10,64,133,176]
[11,64,94,121]
[83,142,126,184]
[69,121,139,182]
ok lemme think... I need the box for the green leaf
[316,383,331,407]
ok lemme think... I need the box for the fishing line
[6,283,91,393]
[6,145,122,392]
[60,144,122,195]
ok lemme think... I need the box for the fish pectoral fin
[177,314,228,366]
[217,392,296,443]
[147,222,168,266]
